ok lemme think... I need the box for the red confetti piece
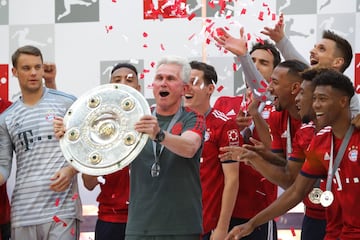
[105,25,113,33]
[260,80,268,88]
[257,88,266,93]
[206,38,211,44]
[256,37,264,45]
[70,227,75,236]
[112,0,116,2]
[258,11,264,21]
[160,43,165,51]
[53,215,67,227]
[205,18,212,23]
[226,14,232,19]
[143,32,148,38]
[272,13,276,21]
[143,69,150,73]
[140,73,145,79]
[217,85,224,92]
[143,44,148,48]
[224,26,230,31]
[187,13,196,21]
[262,2,268,7]
[247,33,251,41]
[233,63,237,71]
[188,33,195,40]
[240,8,246,15]
[208,1,215,8]
[72,193,79,201]
[290,226,296,236]
[150,62,156,68]
[55,198,60,207]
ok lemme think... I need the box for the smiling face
[309,38,339,70]
[12,53,44,95]
[295,80,315,123]
[267,66,293,111]
[110,67,140,91]
[153,63,186,115]
[184,69,214,114]
[312,85,344,129]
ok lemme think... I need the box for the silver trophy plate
[60,84,150,176]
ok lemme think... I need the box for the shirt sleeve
[276,36,308,64]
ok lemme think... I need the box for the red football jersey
[200,108,241,233]
[289,122,326,220]
[302,127,360,239]
[97,167,130,223]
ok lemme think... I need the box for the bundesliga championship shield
[60,84,150,176]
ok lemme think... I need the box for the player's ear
[332,57,344,71]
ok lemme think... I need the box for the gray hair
[156,55,191,83]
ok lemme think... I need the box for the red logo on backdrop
[0,65,9,101]
[355,53,360,94]
[143,0,187,19]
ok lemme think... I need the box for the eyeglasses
[151,161,160,177]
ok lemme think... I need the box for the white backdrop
[1,0,360,206]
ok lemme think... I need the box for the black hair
[250,40,281,68]
[277,59,309,82]
[189,60,218,85]
[111,62,138,76]
[313,69,354,100]
[322,30,353,73]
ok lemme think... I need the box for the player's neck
[331,111,352,139]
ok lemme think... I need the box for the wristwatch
[154,129,165,143]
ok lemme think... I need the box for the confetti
[160,43,165,51]
[150,61,156,68]
[217,85,224,92]
[240,8,246,15]
[72,193,79,201]
[55,198,60,207]
[143,32,148,38]
[187,13,196,21]
[143,69,150,73]
[143,44,148,48]
[233,63,237,71]
[258,11,264,21]
[140,73,145,79]
[105,25,113,33]
[53,215,67,227]
[208,1,215,8]
[290,226,296,236]
[70,227,75,236]
[260,80,268,88]
[188,33,195,40]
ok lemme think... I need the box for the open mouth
[184,94,193,100]
[159,91,170,97]
[316,112,324,117]
[310,58,318,66]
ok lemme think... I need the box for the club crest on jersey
[348,146,358,162]
[324,152,330,161]
[45,111,56,122]
[227,129,239,145]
